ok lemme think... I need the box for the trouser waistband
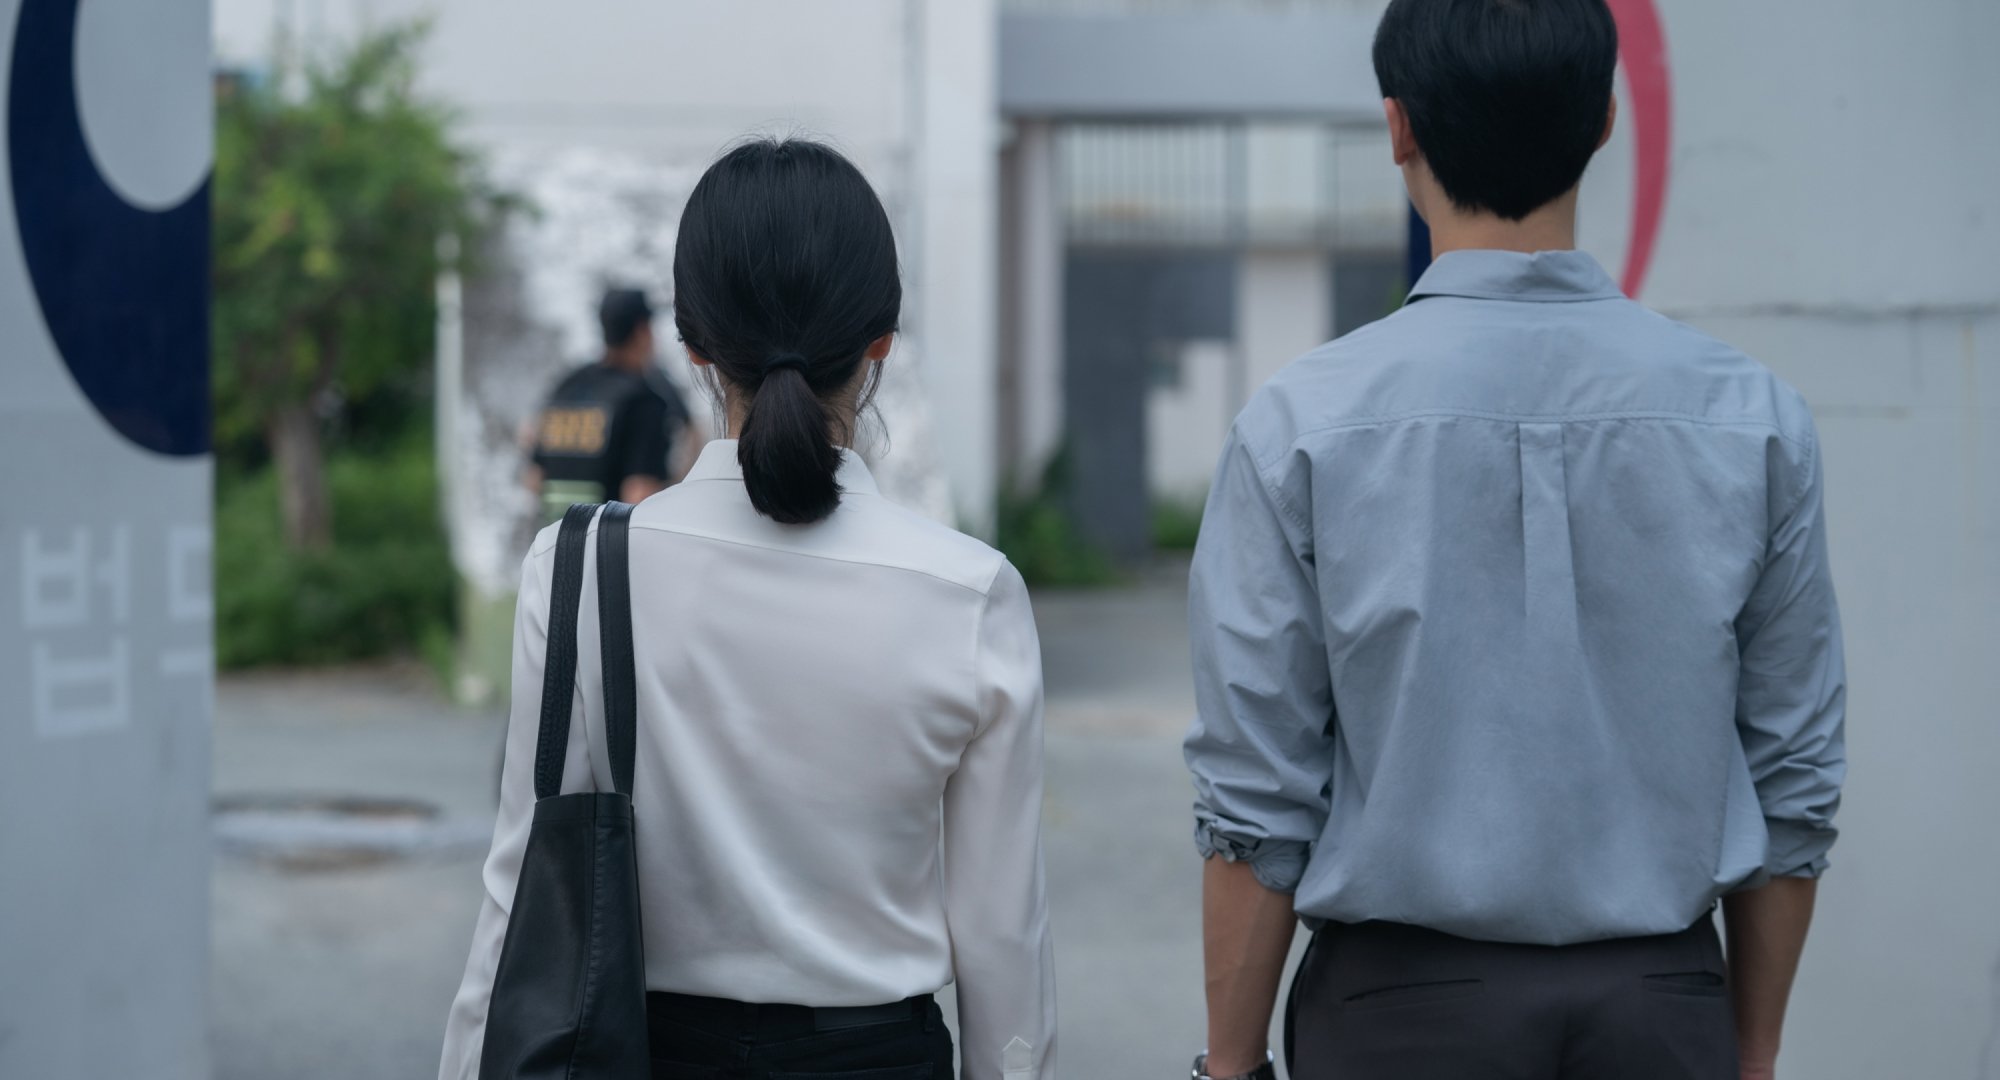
[646,991,936,1037]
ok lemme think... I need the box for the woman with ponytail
[440,137,1056,1080]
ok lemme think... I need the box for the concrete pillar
[999,118,1066,486]
[911,0,1000,534]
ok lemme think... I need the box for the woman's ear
[864,333,895,362]
[686,348,714,368]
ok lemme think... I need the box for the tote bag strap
[595,501,638,797]
[530,501,639,801]
[532,503,598,802]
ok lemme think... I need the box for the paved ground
[210,562,1307,1080]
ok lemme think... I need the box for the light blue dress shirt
[1184,249,1847,946]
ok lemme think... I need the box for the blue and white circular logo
[8,0,210,456]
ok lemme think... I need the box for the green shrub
[1150,495,1206,552]
[995,450,1121,588]
[216,440,454,668]
[996,491,1120,588]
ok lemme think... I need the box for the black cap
[599,287,654,347]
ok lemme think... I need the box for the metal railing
[1059,121,1404,250]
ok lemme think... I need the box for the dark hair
[672,138,901,525]
[599,287,654,348]
[1372,0,1618,221]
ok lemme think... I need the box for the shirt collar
[1407,249,1624,304]
[682,438,881,497]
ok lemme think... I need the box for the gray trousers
[1287,915,1737,1079]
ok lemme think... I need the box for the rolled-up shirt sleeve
[1735,426,1847,879]
[1184,430,1336,894]
[943,561,1057,1080]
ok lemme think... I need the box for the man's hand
[1201,857,1299,1077]
[1723,875,1818,1080]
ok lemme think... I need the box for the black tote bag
[480,502,649,1080]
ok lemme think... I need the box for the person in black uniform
[527,287,694,523]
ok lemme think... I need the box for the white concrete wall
[1237,250,1332,410]
[1148,340,1240,498]
[1574,2,2000,1076]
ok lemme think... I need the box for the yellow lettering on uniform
[539,407,608,454]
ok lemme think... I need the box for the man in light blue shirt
[1184,2,1845,1079]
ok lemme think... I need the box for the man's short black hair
[1373,0,1618,221]
[599,287,654,348]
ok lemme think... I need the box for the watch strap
[1192,1051,1277,1080]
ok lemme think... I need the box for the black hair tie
[765,352,811,378]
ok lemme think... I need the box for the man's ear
[1385,98,1421,166]
[1599,94,1619,151]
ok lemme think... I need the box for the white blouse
[440,440,1055,1080]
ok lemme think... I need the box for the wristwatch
[1191,1051,1277,1080]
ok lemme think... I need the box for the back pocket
[1342,979,1484,1010]
[770,1067,934,1080]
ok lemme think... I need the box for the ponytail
[738,357,843,524]
[673,137,901,526]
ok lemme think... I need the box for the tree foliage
[212,22,499,548]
